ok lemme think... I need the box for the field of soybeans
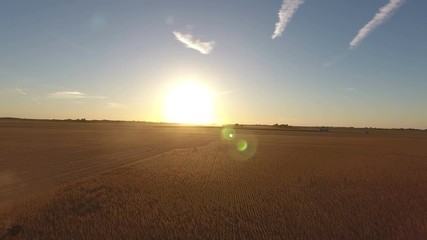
[1,120,426,239]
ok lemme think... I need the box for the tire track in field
[203,143,219,192]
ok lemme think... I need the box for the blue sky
[1,0,426,128]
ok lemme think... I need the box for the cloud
[107,102,128,109]
[350,0,405,49]
[272,0,304,39]
[47,91,105,99]
[32,97,41,104]
[173,31,215,54]
[16,88,27,95]
[321,54,346,69]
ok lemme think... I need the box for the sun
[163,82,215,124]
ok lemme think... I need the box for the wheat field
[1,121,426,239]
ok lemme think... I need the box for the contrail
[16,88,27,95]
[350,0,405,49]
[272,0,304,39]
[173,31,215,54]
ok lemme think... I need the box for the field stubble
[1,123,426,239]
[0,121,218,207]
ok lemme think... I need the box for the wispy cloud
[173,31,215,54]
[47,91,105,99]
[350,0,405,49]
[321,54,346,69]
[272,0,304,39]
[16,88,27,95]
[32,96,41,104]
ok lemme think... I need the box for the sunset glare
[163,82,215,124]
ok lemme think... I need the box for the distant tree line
[65,118,86,122]
[319,127,329,132]
[273,123,290,128]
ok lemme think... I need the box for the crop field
[1,121,426,239]
[0,120,219,207]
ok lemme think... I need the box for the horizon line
[0,117,425,131]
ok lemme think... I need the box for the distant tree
[319,127,329,132]
[273,123,289,128]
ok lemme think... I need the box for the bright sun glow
[164,82,215,124]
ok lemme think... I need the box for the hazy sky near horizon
[1,0,426,128]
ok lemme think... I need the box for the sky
[1,0,426,128]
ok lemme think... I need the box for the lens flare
[236,139,248,152]
[221,127,236,141]
[234,137,257,161]
[220,126,257,161]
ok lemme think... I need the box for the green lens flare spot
[221,127,236,141]
[236,139,248,152]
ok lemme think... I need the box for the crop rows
[1,130,426,239]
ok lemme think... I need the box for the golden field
[1,120,426,239]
